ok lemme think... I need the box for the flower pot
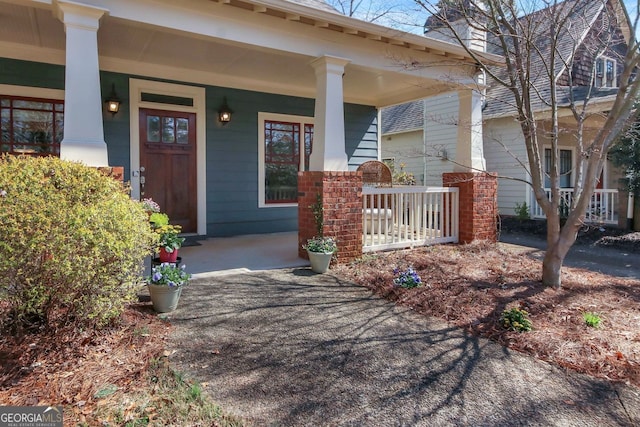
[307,250,333,273]
[147,284,183,313]
[159,247,178,262]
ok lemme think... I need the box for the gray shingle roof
[381,101,424,135]
[483,0,607,117]
[387,0,618,131]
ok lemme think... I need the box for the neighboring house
[382,0,632,225]
[0,0,485,239]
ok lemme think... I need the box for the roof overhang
[0,0,501,107]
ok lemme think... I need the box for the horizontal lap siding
[381,130,424,183]
[0,58,379,237]
[205,89,378,237]
[425,93,458,186]
[484,118,529,215]
[346,104,378,170]
[0,59,131,172]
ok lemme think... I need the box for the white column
[56,1,109,167]
[309,55,350,171]
[454,88,486,172]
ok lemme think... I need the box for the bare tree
[326,0,423,30]
[416,0,640,288]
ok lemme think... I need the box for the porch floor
[166,232,309,278]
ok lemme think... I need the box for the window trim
[1,87,65,157]
[543,146,575,188]
[595,56,617,88]
[258,112,314,208]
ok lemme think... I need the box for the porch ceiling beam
[81,0,478,85]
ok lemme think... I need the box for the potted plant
[303,193,337,273]
[304,236,337,273]
[155,224,185,262]
[141,198,160,216]
[148,212,185,262]
[147,262,191,312]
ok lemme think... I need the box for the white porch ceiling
[0,0,477,107]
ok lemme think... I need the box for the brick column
[443,172,497,243]
[96,166,124,184]
[298,171,363,263]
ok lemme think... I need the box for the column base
[443,172,498,243]
[298,171,363,263]
[60,139,109,167]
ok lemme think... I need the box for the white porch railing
[362,186,459,252]
[530,188,619,224]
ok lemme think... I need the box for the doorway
[139,108,197,233]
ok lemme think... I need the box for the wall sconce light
[218,96,233,124]
[105,83,121,116]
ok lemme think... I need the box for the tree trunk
[542,215,580,289]
[542,246,564,288]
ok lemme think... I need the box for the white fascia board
[382,128,423,137]
[74,0,478,84]
[251,0,503,64]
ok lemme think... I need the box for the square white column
[455,88,486,172]
[309,55,351,172]
[56,1,109,167]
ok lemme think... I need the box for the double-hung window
[544,148,573,188]
[258,113,313,207]
[1,95,64,156]
[595,56,617,88]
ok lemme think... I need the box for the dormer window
[595,56,617,88]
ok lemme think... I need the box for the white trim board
[257,112,314,208]
[129,78,207,236]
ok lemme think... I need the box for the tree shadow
[166,269,638,426]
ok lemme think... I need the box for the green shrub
[0,155,157,331]
[582,312,602,328]
[500,307,532,332]
[514,202,530,220]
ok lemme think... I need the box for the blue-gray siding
[0,58,378,237]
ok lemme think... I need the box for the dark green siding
[0,58,64,89]
[0,58,378,237]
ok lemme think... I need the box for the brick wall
[443,172,498,243]
[298,171,363,263]
[96,166,125,184]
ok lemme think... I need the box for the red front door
[139,108,197,233]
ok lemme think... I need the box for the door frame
[129,78,207,235]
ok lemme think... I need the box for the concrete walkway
[499,233,640,279]
[166,268,640,426]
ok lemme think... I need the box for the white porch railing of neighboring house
[362,186,459,252]
[530,188,619,224]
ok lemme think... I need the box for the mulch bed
[0,303,170,423]
[334,241,640,387]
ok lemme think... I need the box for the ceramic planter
[307,250,334,273]
[148,284,182,313]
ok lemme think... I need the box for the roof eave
[240,0,503,64]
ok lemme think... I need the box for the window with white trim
[1,95,64,156]
[258,113,313,207]
[595,56,617,88]
[544,148,573,188]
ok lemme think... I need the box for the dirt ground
[333,241,640,388]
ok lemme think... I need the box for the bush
[582,312,602,328]
[514,202,530,220]
[500,307,532,332]
[0,155,157,331]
